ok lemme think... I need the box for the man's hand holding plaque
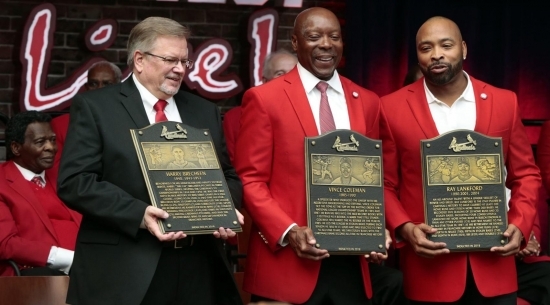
[421,130,508,251]
[305,130,386,255]
[131,122,242,235]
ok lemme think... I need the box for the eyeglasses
[144,52,194,69]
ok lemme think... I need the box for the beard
[422,59,463,86]
[160,83,180,95]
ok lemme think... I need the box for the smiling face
[340,161,352,178]
[292,8,343,80]
[416,17,467,86]
[11,122,57,173]
[134,35,188,100]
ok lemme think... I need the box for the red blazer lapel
[406,80,440,139]
[283,68,320,137]
[45,173,82,226]
[471,77,493,135]
[341,77,367,133]
[5,162,59,242]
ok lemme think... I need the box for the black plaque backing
[131,121,241,235]
[305,130,386,254]
[421,130,507,251]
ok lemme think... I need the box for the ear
[291,35,298,52]
[10,141,21,157]
[134,50,145,73]
[462,41,467,60]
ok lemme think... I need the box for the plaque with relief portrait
[421,130,507,251]
[305,130,386,254]
[131,122,241,235]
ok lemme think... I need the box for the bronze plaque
[421,130,507,251]
[305,130,386,254]
[131,122,241,235]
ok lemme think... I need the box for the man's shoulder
[470,76,515,97]
[174,90,217,110]
[338,74,378,98]
[381,82,416,102]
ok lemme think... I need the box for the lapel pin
[480,93,487,100]
[352,92,359,98]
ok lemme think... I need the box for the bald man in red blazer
[382,77,540,302]
[382,16,540,303]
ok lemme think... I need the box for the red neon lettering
[248,9,278,87]
[185,39,243,99]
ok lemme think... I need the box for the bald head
[291,7,343,81]
[415,16,467,87]
[416,16,463,46]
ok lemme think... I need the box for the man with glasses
[57,17,243,305]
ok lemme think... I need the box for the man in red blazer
[0,111,81,276]
[382,17,541,304]
[234,7,400,305]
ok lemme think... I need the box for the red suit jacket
[222,106,241,163]
[0,161,81,276]
[381,76,541,302]
[537,120,550,195]
[48,113,70,182]
[234,67,385,303]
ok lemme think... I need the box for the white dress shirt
[132,74,183,124]
[279,64,351,246]
[296,63,350,133]
[424,71,476,134]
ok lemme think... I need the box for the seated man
[0,111,81,276]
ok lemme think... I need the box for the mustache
[428,61,451,70]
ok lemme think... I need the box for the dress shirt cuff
[47,246,74,274]
[278,223,297,247]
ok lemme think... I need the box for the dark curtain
[344,1,550,123]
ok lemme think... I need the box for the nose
[431,46,444,61]
[45,139,57,152]
[319,35,332,49]
[173,60,186,73]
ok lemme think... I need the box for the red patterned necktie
[316,81,336,134]
[31,176,45,188]
[154,99,168,123]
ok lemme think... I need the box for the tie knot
[154,99,168,112]
[31,176,44,188]
[316,81,329,93]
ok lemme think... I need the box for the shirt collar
[296,63,344,94]
[424,71,475,105]
[132,74,175,113]
[13,162,46,184]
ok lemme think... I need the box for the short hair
[339,157,352,166]
[457,157,469,166]
[5,111,52,160]
[262,49,296,79]
[171,145,184,153]
[89,61,122,83]
[127,17,191,66]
